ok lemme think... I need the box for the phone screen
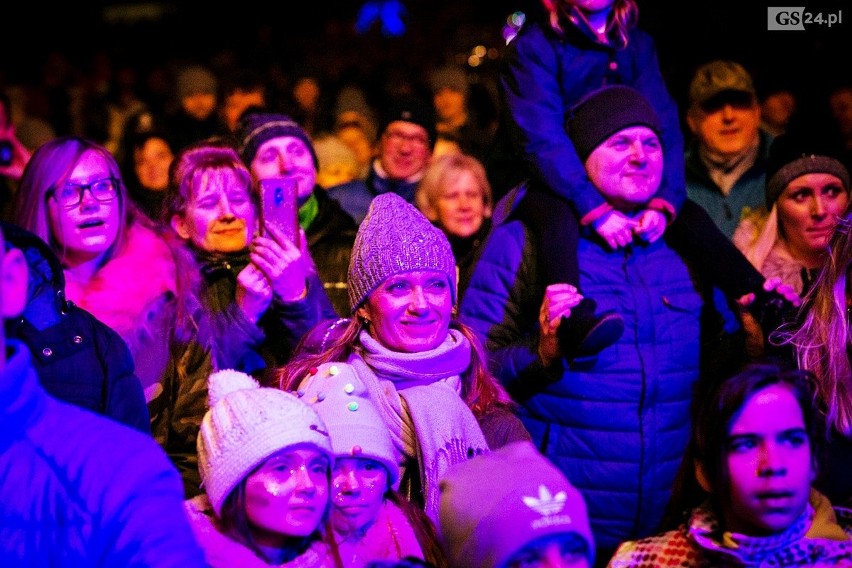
[260,178,299,247]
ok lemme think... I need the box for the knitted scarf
[349,329,488,520]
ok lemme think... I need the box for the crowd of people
[2,0,852,566]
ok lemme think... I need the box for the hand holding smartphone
[260,178,299,247]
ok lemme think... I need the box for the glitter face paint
[331,457,389,536]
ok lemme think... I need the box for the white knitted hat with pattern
[198,369,333,516]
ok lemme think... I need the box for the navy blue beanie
[565,85,662,163]
[237,112,319,168]
[378,97,437,149]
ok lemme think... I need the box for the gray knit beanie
[237,112,319,169]
[347,193,457,311]
[565,85,662,163]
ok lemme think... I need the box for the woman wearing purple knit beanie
[278,192,530,522]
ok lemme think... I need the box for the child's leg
[665,199,765,297]
[514,185,580,287]
[514,186,623,360]
[665,199,793,331]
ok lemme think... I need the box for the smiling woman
[279,192,530,522]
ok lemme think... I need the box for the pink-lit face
[568,0,616,14]
[331,457,389,535]
[379,121,431,180]
[433,169,491,239]
[723,384,814,536]
[357,270,453,353]
[585,126,663,211]
[244,446,330,544]
[250,137,316,202]
[173,167,257,253]
[505,533,591,568]
[776,173,848,266]
[47,150,121,267]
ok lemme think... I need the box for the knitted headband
[347,192,457,311]
[237,112,319,168]
[566,85,662,163]
[766,155,850,209]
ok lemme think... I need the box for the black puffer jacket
[306,187,357,316]
[1,221,150,433]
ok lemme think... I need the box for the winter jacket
[2,221,149,433]
[460,206,704,555]
[685,130,772,238]
[327,163,421,225]
[185,494,334,568]
[305,186,357,316]
[608,491,852,567]
[497,12,685,222]
[0,341,206,567]
[194,246,337,384]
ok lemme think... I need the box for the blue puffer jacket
[460,210,704,555]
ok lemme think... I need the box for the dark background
[2,0,850,117]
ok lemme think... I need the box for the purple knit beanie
[438,441,595,568]
[347,193,457,311]
[237,112,319,168]
[566,85,662,163]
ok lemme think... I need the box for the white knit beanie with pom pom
[198,369,334,516]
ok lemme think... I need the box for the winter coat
[185,494,334,568]
[305,186,357,316]
[0,341,206,567]
[685,130,772,238]
[60,220,214,497]
[2,221,149,433]
[327,163,421,225]
[193,246,337,384]
[460,205,705,555]
[608,491,852,567]
[496,13,685,221]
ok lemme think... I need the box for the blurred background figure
[760,88,797,138]
[218,69,268,135]
[439,441,594,568]
[429,64,494,165]
[165,64,221,152]
[313,132,362,189]
[416,152,493,301]
[119,129,176,223]
[0,91,33,221]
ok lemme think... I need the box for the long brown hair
[542,0,638,47]
[278,317,511,419]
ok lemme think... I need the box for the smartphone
[260,178,299,247]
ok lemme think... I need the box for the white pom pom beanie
[198,369,334,516]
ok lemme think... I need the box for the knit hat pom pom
[207,369,260,408]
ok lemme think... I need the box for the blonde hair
[415,153,493,223]
[780,213,852,435]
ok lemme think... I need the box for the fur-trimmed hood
[64,222,177,338]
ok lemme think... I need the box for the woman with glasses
[14,135,213,497]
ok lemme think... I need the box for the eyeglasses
[49,177,119,208]
[383,130,430,148]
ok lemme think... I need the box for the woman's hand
[735,277,802,358]
[250,223,308,302]
[594,210,639,250]
[0,124,31,181]
[236,262,273,324]
[538,283,584,368]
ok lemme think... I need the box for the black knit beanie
[565,85,662,163]
[237,112,319,168]
[378,96,437,149]
[765,133,850,209]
